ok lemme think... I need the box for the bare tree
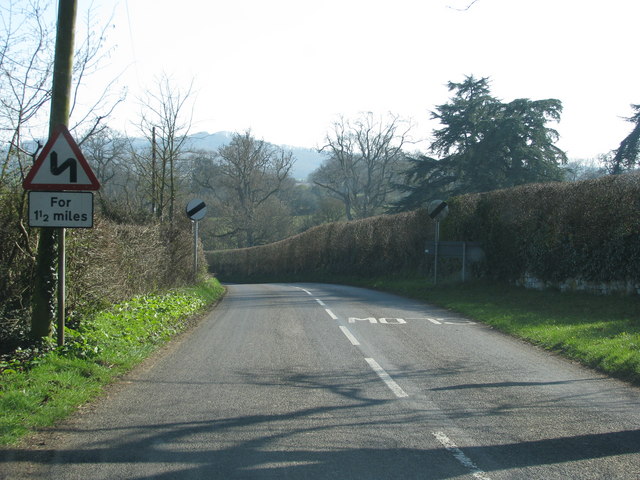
[0,0,124,187]
[136,74,194,221]
[0,0,54,185]
[80,127,141,220]
[312,112,411,220]
[81,127,126,185]
[197,130,295,247]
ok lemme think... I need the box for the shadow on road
[2,366,640,479]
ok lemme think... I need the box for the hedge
[208,209,434,280]
[446,172,640,288]
[0,185,207,348]
[207,172,640,293]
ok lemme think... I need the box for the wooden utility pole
[30,0,77,341]
[151,126,157,216]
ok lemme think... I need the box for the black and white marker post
[428,200,449,285]
[186,199,207,282]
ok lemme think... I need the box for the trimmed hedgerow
[65,215,206,313]
[446,172,640,286]
[208,172,640,293]
[0,185,208,350]
[208,209,435,281]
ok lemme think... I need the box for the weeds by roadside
[0,278,225,446]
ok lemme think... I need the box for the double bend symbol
[50,150,77,183]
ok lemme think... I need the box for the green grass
[0,278,225,446]
[349,277,640,384]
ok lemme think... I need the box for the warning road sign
[22,125,100,191]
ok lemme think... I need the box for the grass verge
[347,276,640,385]
[0,277,225,446]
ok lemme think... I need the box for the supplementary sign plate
[29,191,94,228]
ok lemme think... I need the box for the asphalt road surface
[2,283,640,479]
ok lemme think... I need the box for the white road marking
[349,317,378,324]
[407,317,443,324]
[433,431,491,480]
[379,318,406,324]
[293,285,486,477]
[406,317,476,325]
[365,358,408,398]
[348,317,407,324]
[339,326,360,346]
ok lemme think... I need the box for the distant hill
[185,131,328,181]
[184,131,234,152]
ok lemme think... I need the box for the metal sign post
[193,220,199,281]
[434,220,440,284]
[186,199,207,282]
[428,200,449,285]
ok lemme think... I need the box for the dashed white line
[433,431,491,480]
[364,358,408,398]
[339,326,360,345]
[297,284,486,477]
[325,308,338,320]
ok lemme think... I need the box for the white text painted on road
[407,317,477,325]
[349,317,407,324]
[349,317,377,324]
[379,318,406,324]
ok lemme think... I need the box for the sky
[74,0,639,160]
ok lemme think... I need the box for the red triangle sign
[23,125,100,191]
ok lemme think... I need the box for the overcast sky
[75,0,639,160]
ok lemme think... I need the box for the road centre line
[295,287,313,295]
[365,358,408,398]
[339,326,360,346]
[299,285,485,474]
[325,308,338,320]
[433,431,491,480]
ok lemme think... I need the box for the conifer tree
[607,104,640,174]
[395,76,566,210]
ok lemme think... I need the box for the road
[2,283,640,479]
